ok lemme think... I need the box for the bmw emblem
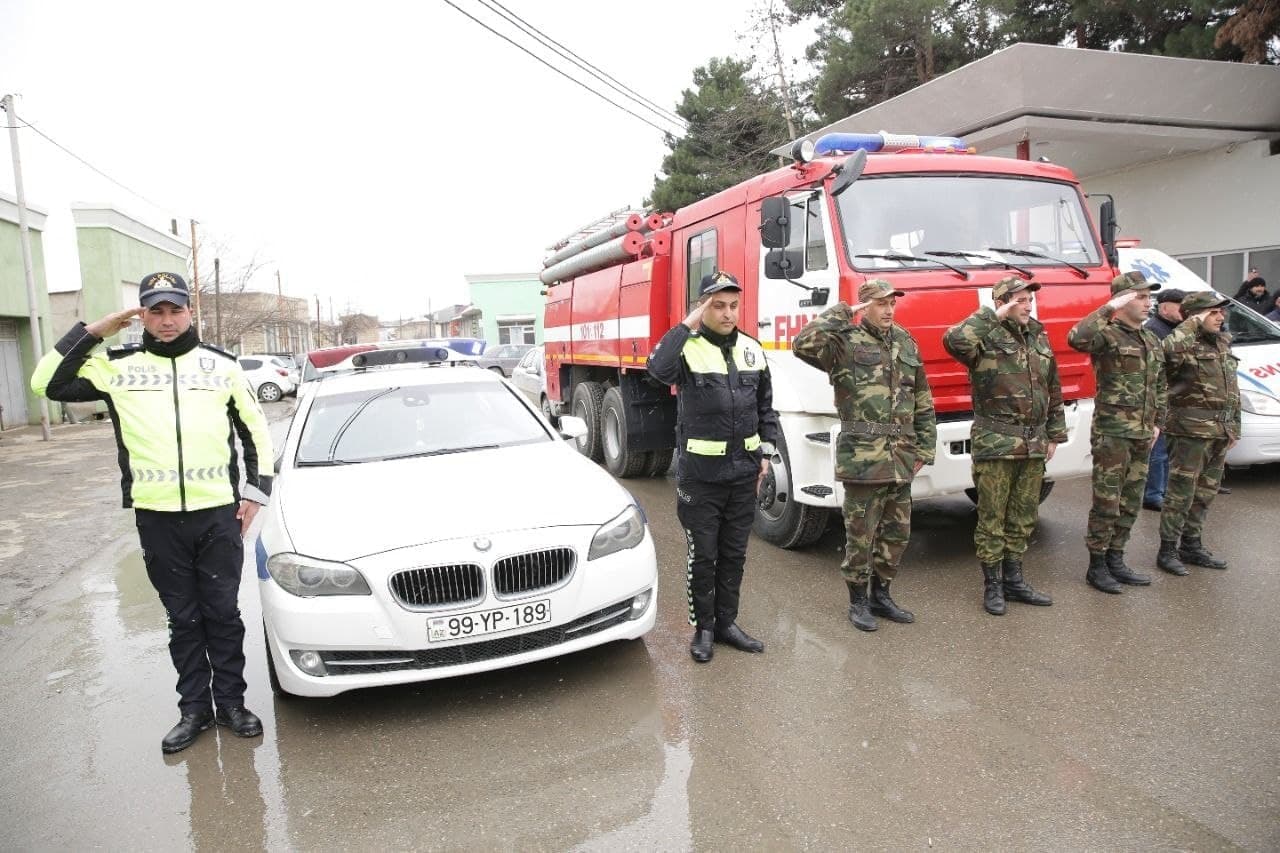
[473,537,492,552]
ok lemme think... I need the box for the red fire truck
[541,132,1120,548]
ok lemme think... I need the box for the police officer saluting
[1155,291,1240,575]
[647,271,780,663]
[1067,271,1167,593]
[31,273,274,753]
[792,279,936,632]
[943,276,1065,615]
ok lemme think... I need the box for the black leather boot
[847,582,878,632]
[1105,549,1151,586]
[981,563,1006,616]
[1179,536,1228,569]
[689,628,714,662]
[1085,551,1122,594]
[1002,556,1053,605]
[1157,539,1189,575]
[869,575,914,623]
[161,710,214,754]
[715,622,765,653]
[215,706,263,738]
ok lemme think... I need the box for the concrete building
[197,291,313,355]
[0,189,52,429]
[466,272,543,345]
[784,43,1280,288]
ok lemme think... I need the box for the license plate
[427,599,552,642]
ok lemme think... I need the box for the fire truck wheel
[753,433,828,549]
[601,386,651,478]
[646,448,674,477]
[570,381,606,462]
[963,479,1055,505]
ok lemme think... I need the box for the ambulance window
[687,229,718,309]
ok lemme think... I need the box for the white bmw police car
[257,346,657,697]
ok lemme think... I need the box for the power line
[474,0,687,129]
[440,0,682,137]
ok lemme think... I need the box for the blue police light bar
[351,346,451,368]
[814,131,968,156]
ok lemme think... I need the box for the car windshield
[1225,299,1280,345]
[837,175,1102,270]
[295,381,550,465]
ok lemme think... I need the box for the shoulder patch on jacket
[198,342,237,361]
[107,343,144,360]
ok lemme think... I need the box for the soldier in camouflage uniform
[1155,290,1240,575]
[793,279,936,632]
[943,277,1066,615]
[1067,271,1167,594]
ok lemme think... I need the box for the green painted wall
[469,276,545,345]
[0,217,54,426]
[75,227,188,323]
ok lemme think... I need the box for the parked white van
[1118,244,1280,468]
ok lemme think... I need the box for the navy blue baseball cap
[700,271,741,296]
[138,272,190,307]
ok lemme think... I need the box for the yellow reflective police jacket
[32,323,274,512]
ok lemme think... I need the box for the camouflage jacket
[792,302,936,485]
[1067,306,1166,439]
[1162,320,1241,440]
[942,307,1068,460]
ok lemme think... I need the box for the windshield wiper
[985,247,1088,278]
[376,444,500,461]
[925,250,1035,279]
[854,252,969,280]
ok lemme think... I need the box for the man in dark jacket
[647,271,780,663]
[1142,288,1185,511]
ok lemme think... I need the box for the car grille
[493,547,576,597]
[319,597,635,676]
[390,563,484,609]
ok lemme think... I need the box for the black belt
[1171,406,1232,422]
[841,420,910,437]
[973,415,1044,440]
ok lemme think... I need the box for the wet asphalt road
[1,418,1278,851]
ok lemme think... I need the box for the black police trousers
[676,476,757,630]
[135,505,247,714]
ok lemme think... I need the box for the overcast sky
[0,0,815,322]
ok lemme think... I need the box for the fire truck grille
[320,597,635,675]
[390,563,484,609]
[493,548,576,597]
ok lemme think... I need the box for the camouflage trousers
[1086,432,1152,554]
[1159,435,1229,542]
[840,481,912,585]
[972,457,1045,565]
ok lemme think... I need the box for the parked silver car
[476,343,533,377]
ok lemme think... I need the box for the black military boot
[1002,556,1053,605]
[847,582,878,632]
[715,622,765,653]
[1105,549,1151,586]
[1085,551,1122,594]
[1179,536,1228,569]
[161,709,214,754]
[981,563,1006,616]
[869,575,914,623]
[215,706,263,738]
[689,628,714,662]
[1157,539,1189,575]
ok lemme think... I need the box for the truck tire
[570,381,606,462]
[646,448,674,477]
[601,386,651,477]
[753,433,828,549]
[963,479,1055,505]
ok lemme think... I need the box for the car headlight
[266,552,372,597]
[1240,389,1280,416]
[588,505,647,561]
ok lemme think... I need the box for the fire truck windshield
[836,175,1102,272]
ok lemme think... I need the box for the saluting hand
[85,307,144,338]
[682,299,708,331]
[848,300,872,318]
[1106,290,1141,312]
[995,299,1019,320]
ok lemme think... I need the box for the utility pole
[213,257,223,346]
[189,220,202,338]
[275,269,284,353]
[3,93,52,441]
[766,0,798,141]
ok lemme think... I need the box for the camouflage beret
[858,278,905,302]
[1111,270,1161,296]
[1181,290,1230,314]
[992,276,1040,302]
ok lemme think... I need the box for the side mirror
[829,150,867,198]
[558,415,588,440]
[765,248,804,280]
[1099,198,1119,267]
[760,197,791,248]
